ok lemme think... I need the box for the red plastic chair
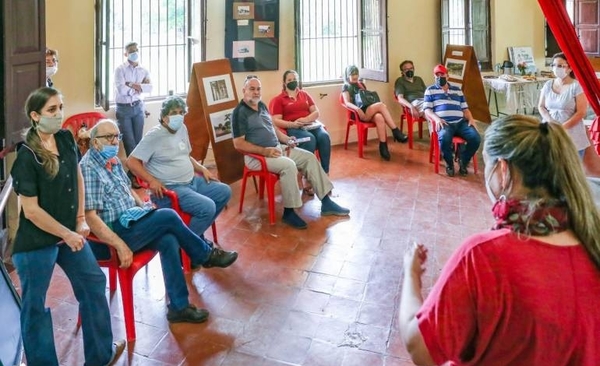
[238,151,280,225]
[401,106,426,150]
[339,93,377,158]
[84,234,158,343]
[429,130,478,174]
[62,112,106,154]
[135,177,219,273]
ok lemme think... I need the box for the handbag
[356,89,380,109]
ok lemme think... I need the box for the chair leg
[211,223,218,244]
[408,119,414,150]
[117,270,137,343]
[357,125,365,158]
[418,121,424,139]
[344,122,351,150]
[238,173,248,213]
[266,177,276,225]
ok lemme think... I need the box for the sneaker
[107,339,126,366]
[282,211,308,229]
[459,164,468,176]
[200,247,238,268]
[446,166,455,177]
[321,200,350,216]
[166,304,209,323]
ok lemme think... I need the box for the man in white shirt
[114,41,152,157]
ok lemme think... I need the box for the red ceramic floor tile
[8,143,498,365]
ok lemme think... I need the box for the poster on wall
[445,58,467,80]
[232,40,256,58]
[209,108,234,143]
[202,75,234,106]
[233,2,254,19]
[253,21,275,38]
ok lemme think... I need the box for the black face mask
[436,76,447,87]
[405,70,414,78]
[286,81,298,90]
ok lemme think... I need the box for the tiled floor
[9,133,494,366]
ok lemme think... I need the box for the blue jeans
[12,243,113,366]
[287,127,331,173]
[437,120,481,167]
[153,176,231,236]
[108,208,212,311]
[116,103,145,156]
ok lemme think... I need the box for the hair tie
[539,121,549,135]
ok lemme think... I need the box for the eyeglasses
[551,64,568,68]
[96,133,123,143]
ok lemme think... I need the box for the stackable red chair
[84,234,158,343]
[339,93,377,158]
[238,152,280,225]
[401,106,426,149]
[429,131,478,174]
[135,177,219,273]
[62,112,106,133]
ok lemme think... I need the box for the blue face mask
[167,114,184,131]
[99,144,119,159]
[127,52,139,63]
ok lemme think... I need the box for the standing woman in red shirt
[400,115,600,365]
[270,70,332,176]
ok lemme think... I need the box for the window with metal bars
[441,0,491,70]
[295,0,388,85]
[95,0,205,110]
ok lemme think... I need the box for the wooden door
[1,0,46,155]
[575,0,600,55]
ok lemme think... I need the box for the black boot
[379,142,391,161]
[392,128,408,143]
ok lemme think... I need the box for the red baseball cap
[433,64,448,75]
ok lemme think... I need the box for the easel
[443,45,492,123]
[185,59,244,184]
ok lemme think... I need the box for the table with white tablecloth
[482,74,551,116]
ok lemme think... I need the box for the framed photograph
[232,40,255,58]
[202,74,234,106]
[445,58,467,80]
[253,21,275,38]
[233,2,254,20]
[209,108,234,143]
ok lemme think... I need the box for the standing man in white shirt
[114,41,152,185]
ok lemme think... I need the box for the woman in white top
[538,52,589,158]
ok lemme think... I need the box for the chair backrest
[339,92,360,123]
[62,112,106,134]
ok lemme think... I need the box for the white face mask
[46,66,58,78]
[37,115,63,134]
[553,66,568,79]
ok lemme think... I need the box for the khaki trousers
[244,144,333,208]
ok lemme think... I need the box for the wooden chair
[238,151,280,225]
[339,93,377,158]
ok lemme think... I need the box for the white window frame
[295,0,388,85]
[95,0,205,110]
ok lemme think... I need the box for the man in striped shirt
[423,64,481,177]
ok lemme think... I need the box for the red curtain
[538,0,600,153]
